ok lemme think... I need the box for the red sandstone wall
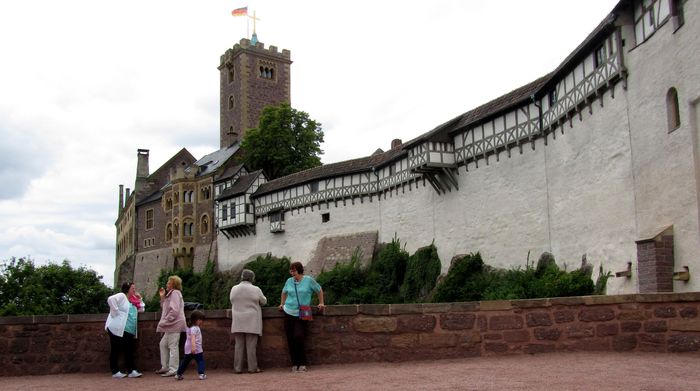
[2,293,700,376]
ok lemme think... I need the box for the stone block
[390,334,418,348]
[554,310,575,323]
[620,321,642,333]
[667,333,700,352]
[612,335,637,351]
[479,301,512,311]
[617,310,646,321]
[397,315,436,332]
[534,327,561,341]
[680,307,698,318]
[512,298,550,309]
[353,316,397,333]
[419,333,458,347]
[440,313,476,330]
[489,315,524,330]
[565,324,595,339]
[503,330,530,343]
[526,312,552,327]
[392,304,424,315]
[525,344,556,354]
[324,305,358,316]
[358,304,391,316]
[644,320,668,333]
[483,333,502,340]
[596,323,619,337]
[668,319,700,331]
[653,307,677,318]
[638,333,665,352]
[484,342,508,354]
[578,307,615,322]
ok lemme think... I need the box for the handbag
[294,281,313,321]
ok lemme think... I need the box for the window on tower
[229,96,234,109]
[228,68,234,83]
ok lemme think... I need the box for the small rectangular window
[321,213,330,223]
[222,204,228,221]
[309,182,319,193]
[548,90,557,107]
[145,209,154,230]
[594,45,605,68]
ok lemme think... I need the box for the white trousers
[159,332,180,372]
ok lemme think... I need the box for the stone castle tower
[218,36,292,148]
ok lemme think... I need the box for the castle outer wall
[218,1,700,295]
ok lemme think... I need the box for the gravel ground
[3,352,700,391]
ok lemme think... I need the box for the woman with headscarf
[229,269,267,373]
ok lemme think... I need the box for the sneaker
[291,366,298,373]
[161,370,176,377]
[127,370,142,378]
[199,374,207,380]
[175,374,184,381]
[297,365,307,372]
[155,367,168,374]
[112,371,126,378]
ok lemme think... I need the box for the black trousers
[283,313,308,366]
[108,329,136,374]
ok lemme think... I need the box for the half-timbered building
[216,0,699,294]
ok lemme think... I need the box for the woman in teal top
[278,261,325,373]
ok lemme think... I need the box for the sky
[0,0,620,288]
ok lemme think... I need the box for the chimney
[134,149,150,194]
[391,139,402,149]
[118,184,124,215]
[125,187,131,202]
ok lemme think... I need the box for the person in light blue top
[278,261,325,373]
[105,281,145,379]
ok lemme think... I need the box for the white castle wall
[625,0,700,293]
[218,2,700,295]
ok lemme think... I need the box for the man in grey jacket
[230,269,267,373]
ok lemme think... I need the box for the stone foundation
[2,293,700,376]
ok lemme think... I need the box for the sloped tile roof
[217,170,264,200]
[253,147,406,197]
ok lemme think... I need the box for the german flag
[232,7,248,17]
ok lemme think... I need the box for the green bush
[243,254,291,307]
[432,253,493,303]
[316,251,368,305]
[400,244,442,303]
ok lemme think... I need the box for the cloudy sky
[0,0,619,287]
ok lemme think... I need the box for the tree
[0,257,112,316]
[240,103,324,179]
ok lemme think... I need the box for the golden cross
[249,10,261,34]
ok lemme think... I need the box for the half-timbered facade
[217,0,699,295]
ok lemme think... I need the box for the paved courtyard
[3,351,700,390]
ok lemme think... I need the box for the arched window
[667,87,680,132]
[201,215,209,235]
[229,96,234,109]
[228,68,234,83]
[166,223,172,241]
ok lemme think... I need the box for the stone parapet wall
[2,293,700,376]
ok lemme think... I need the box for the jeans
[176,353,205,376]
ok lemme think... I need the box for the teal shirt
[282,275,321,317]
[124,304,137,335]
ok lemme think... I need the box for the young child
[175,310,207,380]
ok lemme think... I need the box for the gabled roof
[214,163,245,182]
[135,148,196,207]
[188,143,240,177]
[217,170,265,200]
[252,147,406,197]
